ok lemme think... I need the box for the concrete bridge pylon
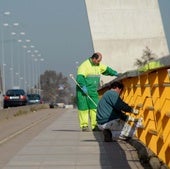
[84,0,169,84]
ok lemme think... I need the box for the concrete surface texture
[84,0,169,84]
[1,108,146,169]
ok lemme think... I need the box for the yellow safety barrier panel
[98,66,170,168]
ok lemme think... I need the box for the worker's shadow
[92,131,135,169]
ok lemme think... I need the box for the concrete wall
[85,0,169,84]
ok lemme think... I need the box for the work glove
[114,71,119,76]
[132,109,139,115]
[117,73,122,77]
[135,118,143,128]
[127,116,138,122]
[82,86,88,95]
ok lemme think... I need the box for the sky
[0,0,170,91]
[159,0,170,51]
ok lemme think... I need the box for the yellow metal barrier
[98,66,170,168]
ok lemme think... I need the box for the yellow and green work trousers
[78,109,96,130]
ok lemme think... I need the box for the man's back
[97,90,119,124]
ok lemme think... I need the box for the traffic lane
[0,106,51,141]
[0,108,65,168]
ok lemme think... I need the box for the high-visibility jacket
[76,58,118,110]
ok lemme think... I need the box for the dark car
[3,89,27,108]
[27,94,42,105]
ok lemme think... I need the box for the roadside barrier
[98,65,170,168]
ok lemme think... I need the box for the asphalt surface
[1,108,146,169]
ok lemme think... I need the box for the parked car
[27,94,42,105]
[3,89,27,108]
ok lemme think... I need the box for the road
[0,106,161,169]
[0,107,65,168]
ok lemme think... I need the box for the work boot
[82,126,90,132]
[103,129,112,142]
[119,135,131,141]
[92,126,100,132]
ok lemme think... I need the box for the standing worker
[76,52,118,132]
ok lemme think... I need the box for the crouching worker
[96,81,141,142]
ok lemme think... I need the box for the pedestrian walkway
[2,108,144,169]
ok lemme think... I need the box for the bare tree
[40,70,73,104]
[134,46,157,68]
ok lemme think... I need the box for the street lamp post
[36,53,41,94]
[26,49,31,91]
[10,22,19,88]
[1,11,10,94]
[34,57,38,93]
[16,31,26,89]
[30,45,35,91]
[39,57,44,95]
[22,45,27,91]
[10,31,17,88]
